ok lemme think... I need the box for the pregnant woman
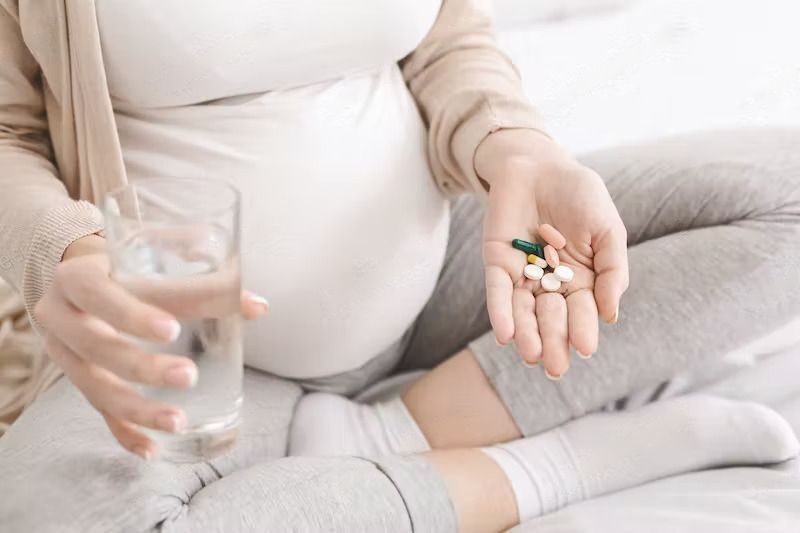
[2,0,800,531]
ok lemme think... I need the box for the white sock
[482,394,799,523]
[288,393,430,457]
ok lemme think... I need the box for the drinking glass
[104,178,242,462]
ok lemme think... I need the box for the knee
[0,373,302,532]
[671,128,800,217]
[736,128,800,201]
[705,128,800,199]
[0,445,201,532]
[0,382,205,531]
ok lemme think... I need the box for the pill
[544,245,560,268]
[527,254,548,268]
[541,272,561,292]
[512,239,544,258]
[553,265,574,282]
[538,224,566,249]
[523,264,545,280]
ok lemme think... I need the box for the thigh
[580,128,800,244]
[397,195,491,371]
[0,369,301,532]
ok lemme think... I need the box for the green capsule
[511,239,544,258]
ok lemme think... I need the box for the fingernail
[521,359,539,368]
[577,351,593,360]
[134,446,153,461]
[247,292,269,309]
[544,368,563,381]
[153,319,181,342]
[495,337,508,347]
[609,306,619,325]
[164,364,198,388]
[155,411,186,433]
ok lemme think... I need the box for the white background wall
[495,0,800,155]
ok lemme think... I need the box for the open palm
[478,132,628,378]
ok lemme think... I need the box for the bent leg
[399,128,800,443]
[0,371,486,532]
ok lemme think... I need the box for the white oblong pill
[541,272,562,292]
[523,264,544,281]
[554,265,574,283]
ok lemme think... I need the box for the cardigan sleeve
[0,5,104,316]
[401,0,549,196]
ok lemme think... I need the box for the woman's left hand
[475,129,629,378]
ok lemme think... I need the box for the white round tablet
[523,264,544,281]
[541,272,562,292]
[553,265,574,283]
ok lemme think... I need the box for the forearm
[0,7,105,315]
[0,165,104,316]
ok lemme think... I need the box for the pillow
[493,0,638,28]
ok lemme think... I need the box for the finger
[56,256,181,342]
[566,289,599,357]
[536,293,569,378]
[102,412,158,459]
[592,221,629,323]
[121,261,240,319]
[46,335,187,433]
[512,286,541,364]
[46,303,197,388]
[485,265,515,344]
[241,291,269,320]
[538,223,566,249]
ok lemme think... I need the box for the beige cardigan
[0,0,542,426]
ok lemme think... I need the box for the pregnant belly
[116,65,450,378]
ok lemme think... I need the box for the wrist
[62,233,106,262]
[474,129,566,187]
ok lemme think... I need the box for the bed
[496,0,800,529]
[497,0,800,156]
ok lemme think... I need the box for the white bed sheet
[497,0,800,155]
[514,463,800,533]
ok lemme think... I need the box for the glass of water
[104,178,242,463]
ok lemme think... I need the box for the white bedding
[496,2,800,529]
[516,463,800,532]
[497,0,800,155]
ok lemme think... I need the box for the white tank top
[96,0,450,378]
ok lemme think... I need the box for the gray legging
[2,129,800,532]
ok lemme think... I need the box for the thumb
[592,223,629,323]
[241,291,269,320]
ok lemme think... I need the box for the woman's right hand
[33,234,268,459]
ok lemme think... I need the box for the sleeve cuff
[22,200,104,317]
[451,97,550,196]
